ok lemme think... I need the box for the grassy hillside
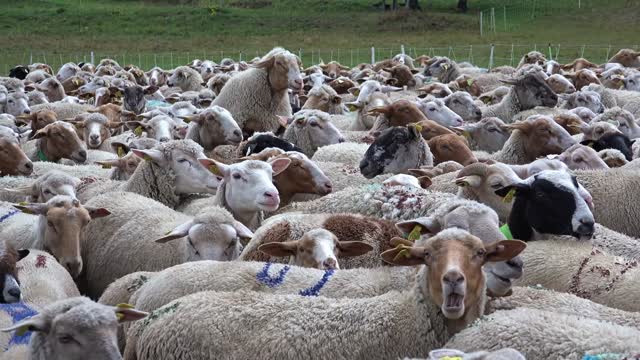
[0,0,638,71]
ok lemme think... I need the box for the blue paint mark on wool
[583,354,640,360]
[0,209,19,224]
[256,262,290,288]
[0,302,38,349]
[299,269,335,297]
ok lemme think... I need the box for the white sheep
[32,161,111,179]
[212,48,303,133]
[81,191,253,298]
[445,307,640,358]
[197,157,291,230]
[282,109,344,157]
[123,228,525,360]
[311,142,368,166]
[30,102,92,121]
[184,105,243,151]
[0,170,79,203]
[165,66,203,92]
[77,140,221,209]
[2,297,148,360]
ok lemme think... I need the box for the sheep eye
[47,221,54,227]
[8,100,13,104]
[58,335,75,344]
[309,122,318,127]
[178,159,191,166]
[490,183,502,189]
[428,108,436,112]
[232,173,242,180]
[476,249,486,257]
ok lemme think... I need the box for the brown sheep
[607,49,640,68]
[428,134,478,166]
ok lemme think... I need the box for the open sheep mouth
[444,293,464,311]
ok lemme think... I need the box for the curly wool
[31,102,91,120]
[311,142,369,167]
[480,90,522,123]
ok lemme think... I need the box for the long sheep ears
[13,202,49,215]
[253,56,276,69]
[454,175,482,188]
[396,217,440,238]
[380,242,428,266]
[198,158,230,178]
[231,221,254,239]
[132,149,164,164]
[484,240,527,263]
[269,158,291,176]
[2,314,48,334]
[155,220,195,243]
[113,305,149,323]
[84,206,112,219]
[258,240,299,257]
[95,159,122,169]
[336,241,373,257]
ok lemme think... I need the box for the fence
[2,44,639,74]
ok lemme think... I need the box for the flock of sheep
[0,46,640,359]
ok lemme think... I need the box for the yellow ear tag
[143,155,152,162]
[466,79,474,87]
[115,90,123,98]
[208,164,221,175]
[462,131,471,139]
[503,188,516,203]
[117,146,125,158]
[481,97,490,104]
[116,303,135,309]
[407,225,422,242]
[414,123,423,133]
[18,202,28,206]
[586,142,593,148]
[353,89,360,96]
[116,313,125,321]
[347,104,358,112]
[101,163,112,169]
[134,126,143,137]
[393,246,412,262]
[15,325,30,337]
[443,64,450,70]
[441,357,463,360]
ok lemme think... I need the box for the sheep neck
[122,160,181,209]
[36,138,60,163]
[217,180,263,231]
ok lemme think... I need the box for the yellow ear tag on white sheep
[413,123,423,133]
[347,104,358,112]
[101,163,112,169]
[134,126,143,137]
[115,90,123,98]
[14,325,31,337]
[443,64,450,70]
[462,131,471,139]
[116,303,135,309]
[208,164,222,176]
[407,225,422,242]
[117,147,125,158]
[143,155,152,162]
[503,188,516,203]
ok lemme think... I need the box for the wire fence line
[2,44,639,74]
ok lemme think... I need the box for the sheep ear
[231,221,254,239]
[454,175,482,188]
[253,56,276,69]
[381,243,428,266]
[16,249,30,261]
[13,202,48,215]
[381,85,402,93]
[155,220,194,243]
[258,241,298,257]
[408,168,430,177]
[494,183,530,201]
[110,142,130,156]
[198,158,230,177]
[269,158,291,176]
[366,107,389,116]
[418,176,432,189]
[32,128,49,140]
[396,217,439,237]
[276,115,290,128]
[132,149,164,164]
[331,95,342,104]
[347,87,360,96]
[114,305,148,323]
[345,102,362,112]
[84,206,111,219]
[95,159,121,169]
[484,240,527,263]
[2,315,49,335]
[337,241,373,257]
[143,85,158,95]
[499,78,519,86]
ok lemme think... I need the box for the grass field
[0,0,639,72]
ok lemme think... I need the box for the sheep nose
[475,110,482,116]
[443,271,465,286]
[263,191,277,198]
[90,134,99,141]
[577,219,595,238]
[324,182,333,192]
[63,260,82,277]
[24,162,33,170]
[78,150,87,161]
[338,137,345,143]
[506,256,523,271]
[323,258,338,270]
[23,109,31,114]
[294,79,303,88]
[7,288,20,299]
[159,136,170,142]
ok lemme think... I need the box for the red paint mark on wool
[35,255,47,268]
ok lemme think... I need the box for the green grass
[0,0,639,72]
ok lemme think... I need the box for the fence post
[468,45,473,63]
[606,45,611,62]
[154,54,157,67]
[580,45,585,58]
[491,8,496,34]
[489,44,495,69]
[29,52,33,65]
[371,47,375,64]
[503,6,506,31]
[548,43,553,60]
[401,44,405,56]
[479,11,483,37]
[91,51,94,65]
[510,43,514,66]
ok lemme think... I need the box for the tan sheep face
[382,229,525,319]
[272,152,332,204]
[259,229,372,270]
[33,122,87,163]
[369,100,427,128]
[416,119,455,140]
[428,134,477,166]
[0,137,32,176]
[508,116,576,160]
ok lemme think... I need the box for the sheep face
[301,85,344,115]
[272,152,333,202]
[520,51,547,67]
[9,65,29,80]
[123,85,157,114]
[56,62,81,83]
[206,73,230,95]
[495,170,595,241]
[320,61,349,79]
[444,92,482,122]
[187,106,243,149]
[506,73,558,109]
[30,171,80,203]
[569,106,597,123]
[456,117,509,153]
[133,143,221,195]
[255,50,303,92]
[507,115,576,159]
[581,121,621,141]
[33,122,87,163]
[146,67,168,87]
[4,92,31,116]
[428,134,477,166]
[259,229,372,270]
[0,243,25,304]
[624,72,640,91]
[155,217,252,261]
[556,144,609,170]
[0,137,32,176]
[546,74,575,94]
[360,125,429,179]
[415,98,463,127]
[608,49,640,68]
[96,152,143,181]
[581,132,634,162]
[18,110,56,135]
[382,228,525,319]
[199,158,291,213]
[291,111,344,152]
[128,115,176,143]
[76,116,112,149]
[562,90,604,114]
[418,83,453,98]
[415,119,455,140]
[14,196,110,277]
